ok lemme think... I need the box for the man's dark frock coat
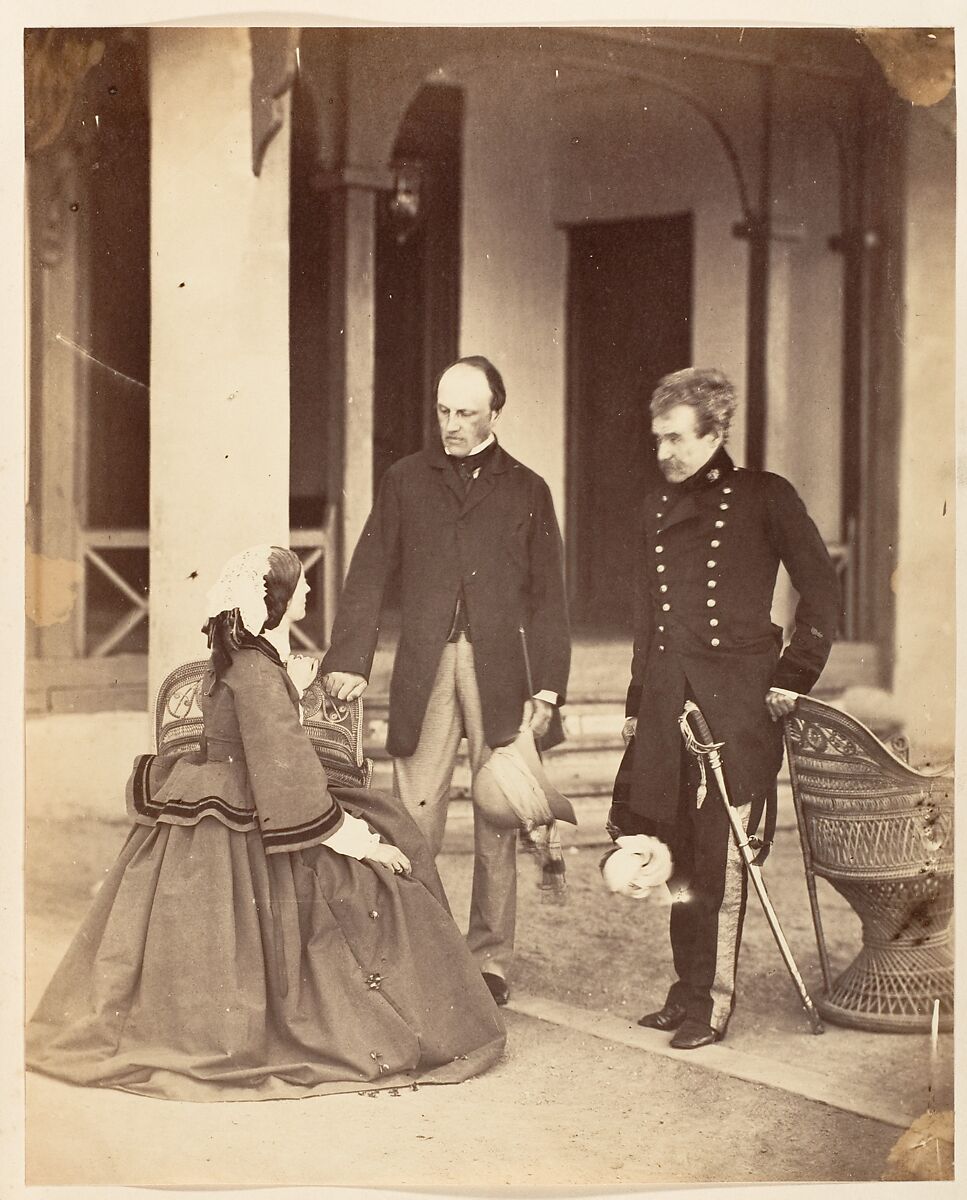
[620,445,841,837]
[322,440,570,758]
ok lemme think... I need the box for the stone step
[359,640,880,769]
[367,733,795,802]
[25,653,150,715]
[358,643,884,798]
[360,699,627,760]
[26,638,880,715]
[347,634,880,705]
[378,783,802,855]
[368,747,627,798]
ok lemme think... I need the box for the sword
[678,699,825,1035]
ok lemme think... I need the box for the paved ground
[19,712,957,1191]
[23,824,951,1190]
[24,1006,903,1191]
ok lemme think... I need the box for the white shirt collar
[445,432,496,458]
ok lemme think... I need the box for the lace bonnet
[205,545,274,635]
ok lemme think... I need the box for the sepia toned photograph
[19,8,956,1193]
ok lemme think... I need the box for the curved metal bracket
[629,69,755,221]
[250,28,300,178]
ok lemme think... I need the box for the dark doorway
[83,31,150,534]
[289,68,335,538]
[373,84,463,491]
[287,67,340,646]
[81,31,151,655]
[565,212,693,632]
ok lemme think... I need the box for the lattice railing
[77,529,150,657]
[77,520,336,657]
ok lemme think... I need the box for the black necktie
[447,444,495,642]
[455,458,477,493]
[452,441,497,493]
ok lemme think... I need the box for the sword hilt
[679,700,724,763]
[684,701,715,746]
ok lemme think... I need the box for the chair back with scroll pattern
[154,659,374,790]
[783,693,953,1032]
[783,695,953,882]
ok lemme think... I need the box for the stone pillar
[28,149,87,659]
[891,104,955,754]
[763,227,798,635]
[762,232,797,480]
[149,27,291,703]
[341,184,378,565]
[317,171,387,571]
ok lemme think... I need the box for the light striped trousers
[393,635,518,981]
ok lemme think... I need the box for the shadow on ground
[23,808,950,1188]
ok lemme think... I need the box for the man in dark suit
[609,367,840,1049]
[321,356,570,1004]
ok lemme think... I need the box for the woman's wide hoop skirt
[26,789,505,1101]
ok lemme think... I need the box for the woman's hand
[286,653,320,694]
[621,717,638,746]
[364,842,412,877]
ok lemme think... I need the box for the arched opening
[372,82,464,491]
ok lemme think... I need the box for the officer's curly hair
[650,368,737,441]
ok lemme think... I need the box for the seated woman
[26,545,506,1101]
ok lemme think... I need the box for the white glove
[286,653,320,695]
[601,835,674,902]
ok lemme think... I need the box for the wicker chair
[783,695,953,1033]
[155,659,374,790]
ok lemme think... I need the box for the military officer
[609,366,840,1049]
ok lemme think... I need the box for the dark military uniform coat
[622,445,840,835]
[321,440,570,758]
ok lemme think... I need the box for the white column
[341,185,376,566]
[459,75,567,524]
[31,150,86,658]
[892,107,955,754]
[149,27,291,703]
[763,226,801,635]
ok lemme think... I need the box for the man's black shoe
[637,1002,687,1031]
[670,1019,720,1050]
[482,972,509,1006]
